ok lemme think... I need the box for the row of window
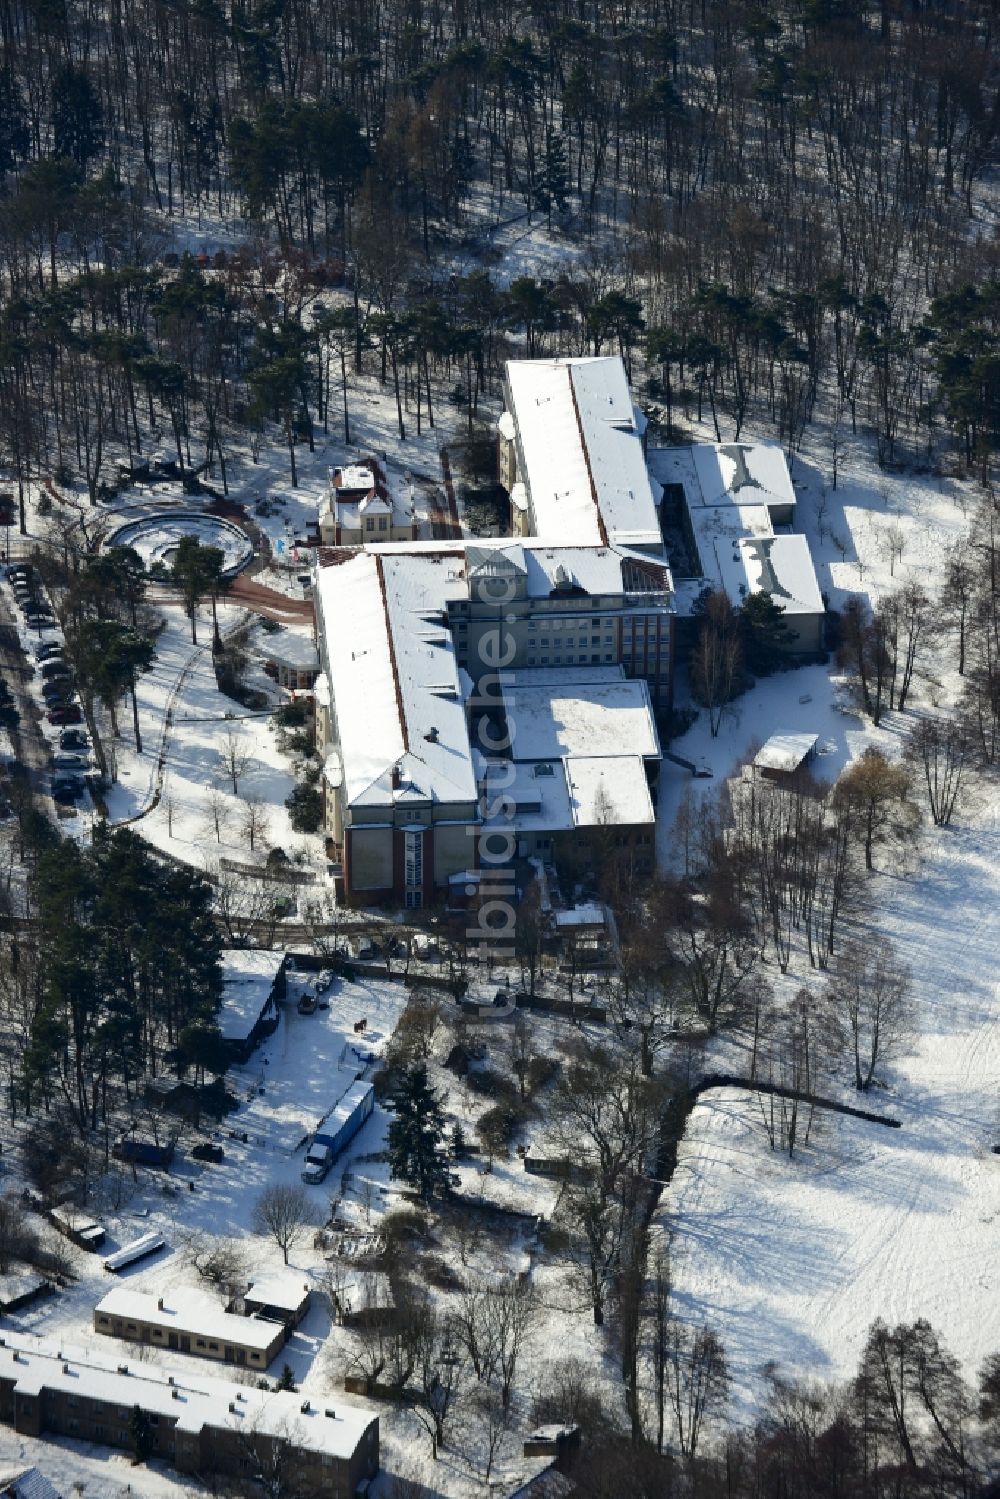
[526,653,616,667]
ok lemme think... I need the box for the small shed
[752,732,819,782]
[553,903,605,934]
[237,1274,311,1330]
[261,630,320,691]
[218,948,286,1064]
[336,1272,395,1329]
[48,1205,105,1252]
[144,1075,233,1121]
[0,1468,62,1499]
[0,1273,50,1314]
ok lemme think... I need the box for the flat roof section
[502,674,660,764]
[565,754,654,827]
[753,732,819,773]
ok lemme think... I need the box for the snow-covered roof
[0,1272,47,1310]
[333,464,375,493]
[0,1330,375,1461]
[554,903,605,928]
[218,948,284,1042]
[501,670,660,763]
[692,442,797,512]
[732,534,823,615]
[753,732,819,773]
[481,754,653,831]
[0,1468,60,1499]
[505,357,663,551]
[565,754,654,826]
[649,443,822,618]
[96,1285,282,1355]
[314,551,476,810]
[262,629,319,671]
[244,1273,311,1313]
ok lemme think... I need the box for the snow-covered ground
[654,419,998,1413]
[661,799,1000,1413]
[99,601,308,870]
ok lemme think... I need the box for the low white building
[650,441,825,653]
[94,1285,287,1369]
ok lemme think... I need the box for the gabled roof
[505,356,664,552]
[314,551,476,810]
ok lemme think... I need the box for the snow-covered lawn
[660,797,1000,1410]
[654,420,999,1411]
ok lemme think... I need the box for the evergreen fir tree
[387,1064,453,1202]
[129,1404,154,1463]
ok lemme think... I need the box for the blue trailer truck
[301,1080,375,1184]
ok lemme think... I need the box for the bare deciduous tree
[664,1322,731,1466]
[828,939,913,1092]
[252,1184,311,1264]
[220,726,251,796]
[906,716,968,827]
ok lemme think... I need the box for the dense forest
[0,0,997,528]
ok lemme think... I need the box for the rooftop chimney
[425,726,438,743]
[391,765,402,790]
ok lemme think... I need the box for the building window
[405,889,423,909]
[379,516,388,530]
[404,829,423,891]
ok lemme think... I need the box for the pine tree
[129,1404,154,1463]
[387,1064,453,1202]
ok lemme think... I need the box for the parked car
[43,685,74,706]
[356,937,380,961]
[59,729,88,750]
[52,777,83,802]
[314,970,334,994]
[40,658,67,678]
[8,564,32,582]
[191,1142,225,1163]
[53,754,88,771]
[297,992,318,1015]
[36,642,64,662]
[48,705,82,724]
